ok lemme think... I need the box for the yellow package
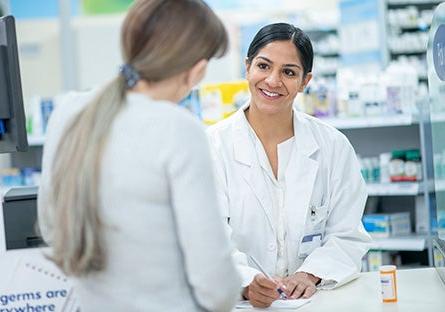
[200,81,249,125]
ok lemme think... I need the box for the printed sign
[433,24,445,81]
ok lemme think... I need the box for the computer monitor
[0,15,28,153]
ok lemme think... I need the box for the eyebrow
[256,56,302,69]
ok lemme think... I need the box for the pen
[248,255,288,300]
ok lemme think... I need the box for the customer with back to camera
[207,22,372,308]
[38,1,241,311]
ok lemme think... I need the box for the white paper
[235,298,312,310]
[0,255,78,312]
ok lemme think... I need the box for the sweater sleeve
[166,114,242,312]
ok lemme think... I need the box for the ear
[299,72,312,92]
[245,57,251,75]
[185,59,208,88]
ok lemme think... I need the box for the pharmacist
[207,23,372,308]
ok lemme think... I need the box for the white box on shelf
[391,212,412,236]
[415,195,429,234]
[366,251,392,271]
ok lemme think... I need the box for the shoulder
[124,93,205,136]
[294,110,351,149]
[206,109,243,145]
[45,89,98,151]
[50,89,98,130]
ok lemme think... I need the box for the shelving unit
[320,114,418,129]
[325,110,433,268]
[387,0,443,7]
[306,27,339,81]
[385,0,441,84]
[371,234,427,251]
[367,182,421,196]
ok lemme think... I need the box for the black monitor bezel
[0,15,28,153]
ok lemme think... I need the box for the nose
[265,71,282,88]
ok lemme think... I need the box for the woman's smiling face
[246,40,311,115]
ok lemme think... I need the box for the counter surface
[237,268,445,311]
[1,250,444,311]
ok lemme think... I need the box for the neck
[130,77,185,103]
[246,101,294,144]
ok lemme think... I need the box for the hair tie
[119,64,140,89]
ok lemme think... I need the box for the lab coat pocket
[297,204,328,259]
[308,203,329,230]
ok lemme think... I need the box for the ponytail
[50,76,126,275]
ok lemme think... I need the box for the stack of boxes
[363,212,411,238]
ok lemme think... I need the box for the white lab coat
[207,104,372,288]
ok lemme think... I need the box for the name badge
[298,233,322,258]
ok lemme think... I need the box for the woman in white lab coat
[207,23,372,308]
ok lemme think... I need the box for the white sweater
[38,91,241,312]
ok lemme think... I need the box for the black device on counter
[3,186,44,249]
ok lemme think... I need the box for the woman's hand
[243,274,284,308]
[282,272,320,299]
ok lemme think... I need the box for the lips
[259,88,283,99]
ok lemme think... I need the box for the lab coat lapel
[232,107,276,235]
[285,111,320,236]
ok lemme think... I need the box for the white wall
[283,0,338,10]
[72,15,124,91]
[16,20,62,100]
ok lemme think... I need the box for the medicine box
[363,212,411,238]
[366,251,392,271]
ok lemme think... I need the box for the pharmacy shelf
[320,114,418,130]
[316,69,337,76]
[389,49,426,56]
[367,182,420,196]
[370,234,427,251]
[389,23,430,31]
[430,112,445,123]
[316,51,339,57]
[434,180,445,192]
[387,0,443,6]
[27,136,45,146]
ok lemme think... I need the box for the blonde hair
[49,0,228,276]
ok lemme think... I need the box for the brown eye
[284,68,296,77]
[257,63,269,70]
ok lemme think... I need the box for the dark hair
[246,23,313,77]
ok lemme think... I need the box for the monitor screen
[0,15,28,153]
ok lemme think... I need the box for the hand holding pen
[243,255,288,308]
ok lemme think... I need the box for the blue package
[0,119,5,135]
[179,89,201,120]
[40,98,54,133]
[362,214,390,234]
